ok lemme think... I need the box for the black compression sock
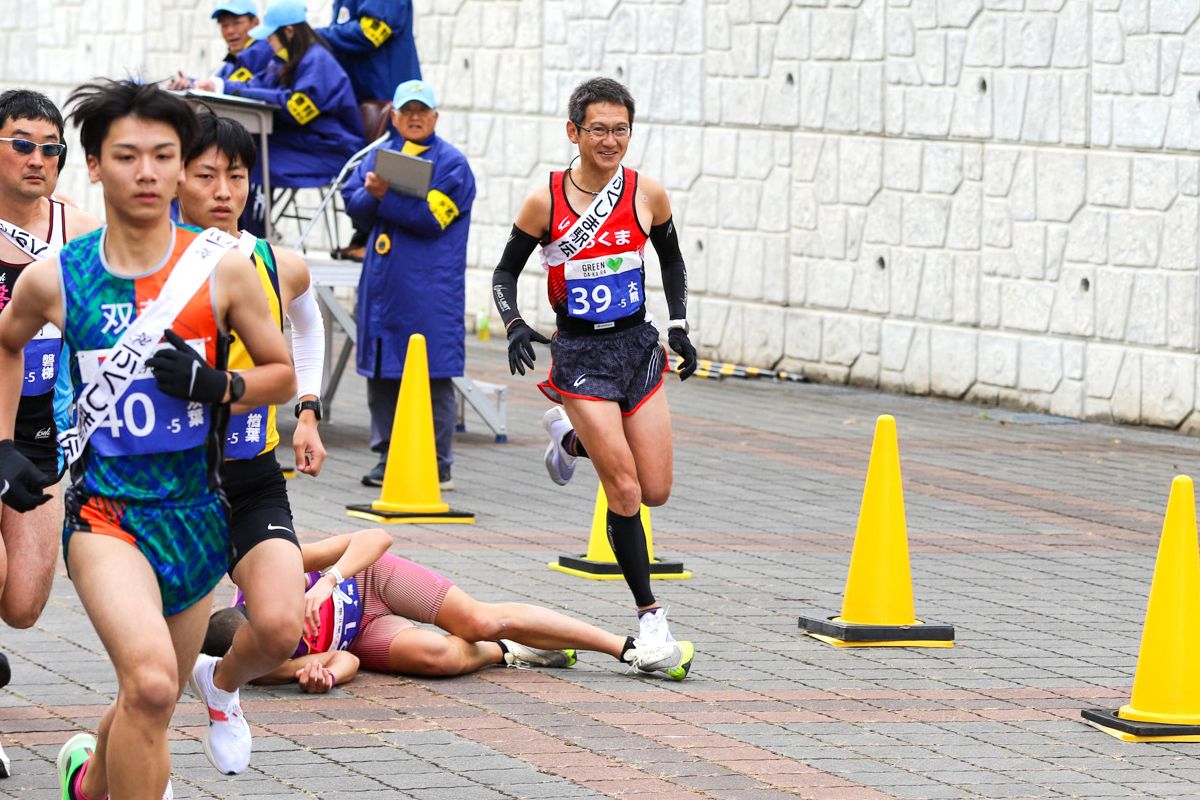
[607,509,655,607]
[496,641,510,657]
[563,430,588,459]
[619,635,636,662]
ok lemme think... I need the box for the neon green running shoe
[56,732,95,800]
[626,639,695,681]
[501,641,577,668]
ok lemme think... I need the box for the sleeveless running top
[234,570,363,657]
[0,198,67,403]
[224,236,283,460]
[542,167,648,329]
[59,225,224,502]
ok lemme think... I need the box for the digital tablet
[375,149,433,198]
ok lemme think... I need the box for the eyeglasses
[574,123,632,141]
[0,138,67,158]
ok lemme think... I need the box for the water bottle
[476,307,490,341]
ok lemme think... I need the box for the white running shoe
[638,607,676,645]
[624,639,695,681]
[0,738,9,778]
[501,640,577,668]
[163,778,174,799]
[189,654,251,775]
[542,406,577,486]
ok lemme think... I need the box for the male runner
[175,111,326,774]
[0,89,100,778]
[0,80,295,800]
[491,77,698,677]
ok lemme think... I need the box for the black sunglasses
[0,137,67,158]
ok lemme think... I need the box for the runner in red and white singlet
[491,77,698,681]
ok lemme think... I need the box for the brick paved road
[2,337,1198,799]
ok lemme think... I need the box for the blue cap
[248,0,307,39]
[211,0,258,19]
[392,79,437,110]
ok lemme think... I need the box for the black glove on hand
[668,328,697,381]
[507,320,551,376]
[0,439,51,513]
[145,330,229,404]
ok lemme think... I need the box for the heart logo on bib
[606,257,623,272]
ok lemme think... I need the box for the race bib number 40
[22,323,61,396]
[563,251,644,324]
[76,342,210,457]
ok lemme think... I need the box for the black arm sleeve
[649,217,688,321]
[492,225,541,329]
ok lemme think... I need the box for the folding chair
[286,99,395,253]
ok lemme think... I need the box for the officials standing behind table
[342,80,475,491]
[197,0,365,236]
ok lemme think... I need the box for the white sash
[0,219,52,260]
[541,167,625,267]
[58,227,241,466]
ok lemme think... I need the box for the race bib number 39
[77,345,210,457]
[563,252,645,323]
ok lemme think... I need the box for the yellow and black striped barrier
[675,358,808,383]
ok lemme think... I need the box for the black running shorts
[538,321,668,415]
[14,396,58,481]
[221,450,299,574]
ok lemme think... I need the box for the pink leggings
[349,553,454,671]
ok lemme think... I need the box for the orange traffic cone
[346,334,474,524]
[549,482,690,580]
[1083,475,1200,741]
[799,415,953,647]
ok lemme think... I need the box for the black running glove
[0,439,52,512]
[668,328,697,381]
[146,330,229,404]
[507,320,551,376]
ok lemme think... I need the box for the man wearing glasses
[490,77,699,680]
[342,79,475,491]
[0,89,99,777]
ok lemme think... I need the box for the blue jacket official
[343,133,475,379]
[226,45,364,188]
[318,0,421,103]
[214,38,274,83]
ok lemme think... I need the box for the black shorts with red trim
[538,321,668,415]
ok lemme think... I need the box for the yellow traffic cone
[1083,475,1200,741]
[549,482,691,580]
[799,415,953,646]
[346,334,474,524]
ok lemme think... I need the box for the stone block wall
[8,0,1200,428]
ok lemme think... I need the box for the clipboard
[375,149,433,198]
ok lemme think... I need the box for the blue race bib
[563,251,645,324]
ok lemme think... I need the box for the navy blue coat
[343,134,475,379]
[318,0,421,103]
[225,45,364,188]
[214,39,273,83]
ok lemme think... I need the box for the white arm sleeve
[287,286,326,400]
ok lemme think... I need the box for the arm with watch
[287,275,328,476]
[300,529,394,638]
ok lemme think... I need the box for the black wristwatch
[295,399,322,421]
[227,372,246,404]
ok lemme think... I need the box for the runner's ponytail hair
[275,23,332,89]
[67,80,198,161]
